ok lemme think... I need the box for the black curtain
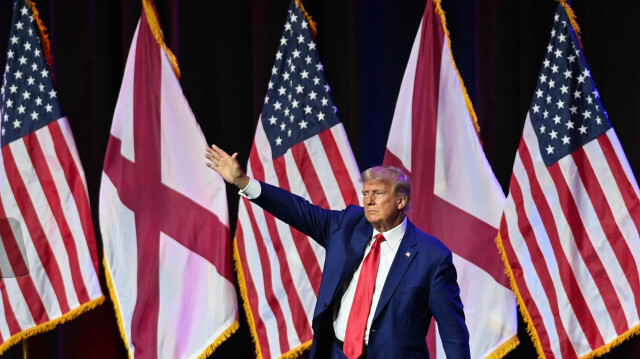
[1,0,639,357]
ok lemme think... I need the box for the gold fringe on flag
[433,0,484,143]
[26,0,53,71]
[294,0,317,37]
[582,324,640,359]
[141,0,181,79]
[558,0,582,40]
[233,238,265,359]
[495,232,545,358]
[486,335,520,359]
[196,320,240,359]
[0,295,105,355]
[557,0,592,73]
[280,339,313,359]
[103,254,134,359]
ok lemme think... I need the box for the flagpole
[22,338,28,359]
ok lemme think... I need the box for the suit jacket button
[322,303,328,307]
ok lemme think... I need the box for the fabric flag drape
[99,0,237,357]
[382,0,518,357]
[234,0,362,358]
[0,0,104,353]
[497,3,640,358]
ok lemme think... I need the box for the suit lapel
[323,222,373,302]
[372,222,418,321]
[338,223,373,286]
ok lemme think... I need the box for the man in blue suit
[206,145,470,358]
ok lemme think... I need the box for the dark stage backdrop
[1,0,640,358]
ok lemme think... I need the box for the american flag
[99,0,238,357]
[235,0,362,357]
[498,3,640,358]
[383,0,518,357]
[0,0,103,353]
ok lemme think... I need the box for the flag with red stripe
[234,1,362,357]
[0,0,103,353]
[382,0,518,357]
[497,3,640,358]
[99,0,238,357]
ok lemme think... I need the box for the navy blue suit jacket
[252,181,470,358]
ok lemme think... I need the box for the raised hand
[205,144,250,189]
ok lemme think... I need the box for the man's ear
[397,195,407,210]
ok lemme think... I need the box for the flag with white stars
[1,3,62,145]
[528,13,611,166]
[235,1,362,358]
[499,3,640,358]
[260,3,341,158]
[0,0,103,353]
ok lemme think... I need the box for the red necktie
[343,233,386,359]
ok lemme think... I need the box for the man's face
[362,179,406,232]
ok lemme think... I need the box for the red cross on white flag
[383,0,518,357]
[99,1,238,357]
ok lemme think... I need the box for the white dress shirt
[333,218,406,344]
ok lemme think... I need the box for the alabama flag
[383,0,518,357]
[99,1,237,357]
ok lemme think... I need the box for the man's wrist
[238,177,261,199]
[234,176,250,190]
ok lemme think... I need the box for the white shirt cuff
[238,177,261,199]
